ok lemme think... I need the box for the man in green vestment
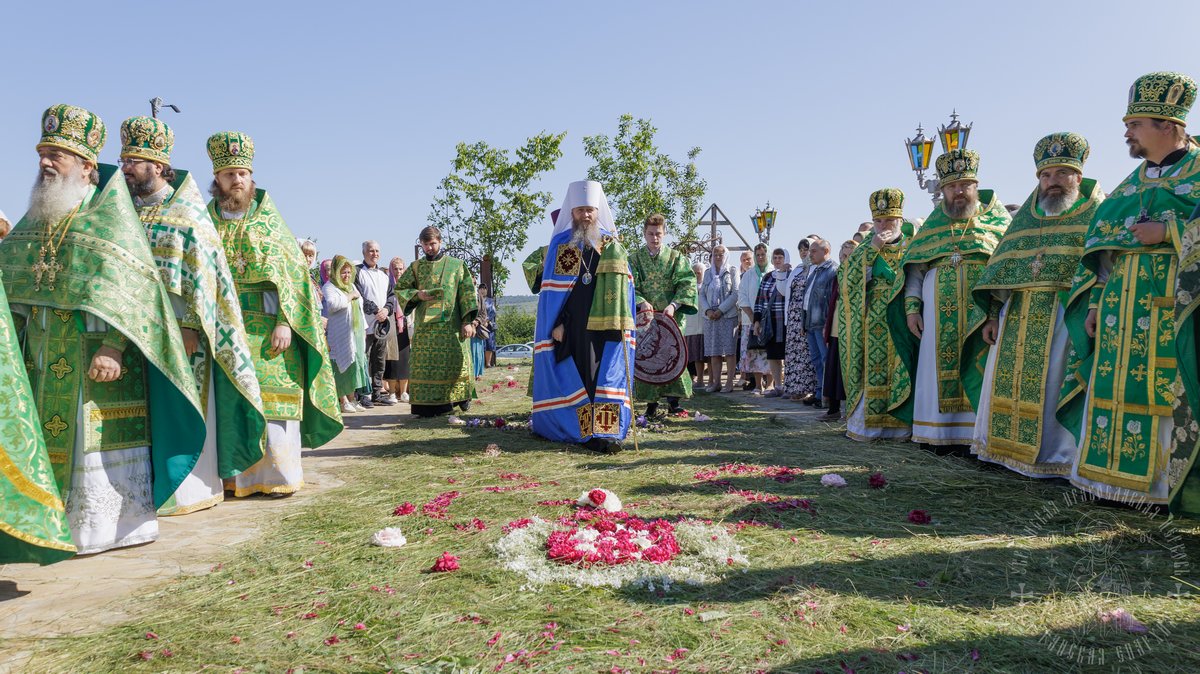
[839,188,913,442]
[206,131,342,496]
[394,225,479,417]
[631,213,698,416]
[1059,72,1199,509]
[0,272,76,565]
[0,104,205,554]
[890,148,1010,447]
[969,133,1103,478]
[119,116,267,515]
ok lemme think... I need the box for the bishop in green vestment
[839,188,913,441]
[1059,72,1200,509]
[631,213,697,415]
[968,133,1102,478]
[394,225,478,417]
[889,149,1010,446]
[0,104,204,554]
[206,131,342,496]
[120,116,267,515]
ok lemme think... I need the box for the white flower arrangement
[820,473,847,488]
[577,488,623,513]
[370,527,407,547]
[494,517,747,592]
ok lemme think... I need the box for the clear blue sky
[2,0,1198,295]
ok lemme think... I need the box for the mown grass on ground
[23,362,1200,673]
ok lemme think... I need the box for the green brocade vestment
[208,190,342,449]
[522,246,549,396]
[0,165,205,508]
[394,254,478,407]
[139,171,266,480]
[523,246,547,294]
[1059,148,1200,501]
[0,271,75,565]
[838,230,913,431]
[890,190,1010,413]
[968,180,1102,468]
[630,247,697,402]
[1171,193,1200,517]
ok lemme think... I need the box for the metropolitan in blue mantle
[531,181,635,453]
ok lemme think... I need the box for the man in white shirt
[355,240,397,407]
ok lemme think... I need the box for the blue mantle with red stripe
[530,228,635,444]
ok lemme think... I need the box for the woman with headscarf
[752,247,791,397]
[738,245,771,393]
[383,256,411,403]
[700,244,739,392]
[783,238,818,403]
[322,256,370,413]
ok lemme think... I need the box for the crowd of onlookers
[298,226,880,423]
[685,224,877,419]
[298,239,501,416]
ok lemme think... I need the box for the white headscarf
[551,180,615,237]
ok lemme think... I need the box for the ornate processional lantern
[750,202,777,245]
[906,110,973,203]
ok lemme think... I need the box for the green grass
[21,363,1200,673]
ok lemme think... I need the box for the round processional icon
[634,311,687,385]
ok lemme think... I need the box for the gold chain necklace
[33,202,83,291]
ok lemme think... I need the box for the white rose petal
[820,473,848,488]
[370,527,407,547]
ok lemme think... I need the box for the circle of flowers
[495,513,747,591]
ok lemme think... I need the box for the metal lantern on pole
[905,125,939,202]
[938,109,972,154]
[906,110,973,203]
[749,202,777,244]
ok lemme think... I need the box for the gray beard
[570,221,599,248]
[27,170,90,224]
[1038,187,1080,216]
[944,196,979,220]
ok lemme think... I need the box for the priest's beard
[943,194,979,220]
[126,174,158,198]
[28,167,90,224]
[1038,184,1080,216]
[210,180,256,214]
[570,220,600,249]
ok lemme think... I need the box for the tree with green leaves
[428,132,566,295]
[582,114,707,245]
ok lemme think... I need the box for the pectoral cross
[1031,252,1044,278]
[233,252,248,275]
[949,248,963,268]
[32,245,63,291]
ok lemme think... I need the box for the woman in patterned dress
[783,239,817,402]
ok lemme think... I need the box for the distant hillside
[497,295,538,313]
